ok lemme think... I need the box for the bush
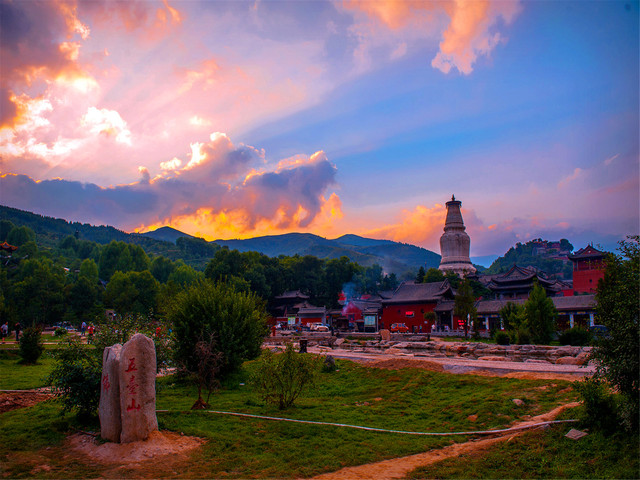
[167,280,268,379]
[510,326,531,345]
[574,377,618,434]
[92,314,172,373]
[47,337,101,420]
[54,327,67,337]
[495,331,510,345]
[18,327,44,364]
[252,343,322,409]
[559,327,592,346]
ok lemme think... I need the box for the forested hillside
[485,238,574,279]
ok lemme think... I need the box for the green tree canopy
[166,279,268,378]
[454,277,477,338]
[524,281,557,344]
[591,235,639,430]
[103,270,159,316]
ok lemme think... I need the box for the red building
[568,245,606,294]
[381,281,455,333]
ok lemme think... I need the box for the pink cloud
[342,0,521,75]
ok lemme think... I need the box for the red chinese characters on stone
[125,357,137,373]
[127,375,139,396]
[102,374,111,393]
[126,398,141,412]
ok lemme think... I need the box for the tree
[499,302,525,331]
[524,281,557,344]
[454,277,477,338]
[10,258,65,326]
[415,266,426,283]
[181,334,223,410]
[6,225,35,246]
[251,343,321,410]
[423,268,445,283]
[591,235,639,431]
[166,280,268,378]
[79,258,99,284]
[103,270,159,316]
[150,256,176,283]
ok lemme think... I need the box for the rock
[119,334,158,443]
[556,356,580,365]
[467,414,478,422]
[478,356,508,362]
[334,338,345,346]
[379,329,391,341]
[512,399,525,406]
[575,351,591,365]
[524,359,551,364]
[99,344,122,442]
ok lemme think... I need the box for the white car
[310,324,329,332]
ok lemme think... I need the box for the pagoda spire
[438,195,476,276]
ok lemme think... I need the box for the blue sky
[1,0,637,259]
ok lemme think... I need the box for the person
[14,321,21,342]
[81,321,87,336]
[1,322,7,343]
[87,324,94,343]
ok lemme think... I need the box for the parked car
[390,323,409,333]
[310,324,329,332]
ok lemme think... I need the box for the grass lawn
[0,351,56,390]
[1,358,584,478]
[405,408,639,479]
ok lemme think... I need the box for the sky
[1,0,638,261]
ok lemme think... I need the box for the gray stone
[119,334,158,443]
[512,398,525,406]
[565,428,588,440]
[99,344,122,442]
[379,329,391,341]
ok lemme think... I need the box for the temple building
[568,245,606,294]
[438,195,476,276]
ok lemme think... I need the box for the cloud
[0,133,339,239]
[362,203,446,250]
[0,0,91,127]
[557,167,584,189]
[81,107,132,145]
[342,0,521,75]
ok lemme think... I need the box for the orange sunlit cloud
[343,0,521,75]
[362,203,446,250]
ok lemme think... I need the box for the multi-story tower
[438,195,476,276]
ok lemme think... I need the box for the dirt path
[308,402,580,480]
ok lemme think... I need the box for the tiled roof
[275,290,310,300]
[476,299,526,315]
[382,280,453,305]
[551,295,596,311]
[568,245,606,260]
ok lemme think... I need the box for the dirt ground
[0,391,54,414]
[309,402,581,480]
[361,357,581,381]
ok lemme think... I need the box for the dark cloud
[0,0,77,127]
[0,136,338,233]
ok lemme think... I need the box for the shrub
[495,331,510,345]
[591,236,639,432]
[54,327,67,337]
[18,327,44,364]
[559,327,592,346]
[574,377,618,434]
[510,326,531,345]
[252,343,322,409]
[167,280,268,379]
[180,334,223,410]
[47,337,101,420]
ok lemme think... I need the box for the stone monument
[98,344,122,442]
[438,195,476,276]
[99,333,158,443]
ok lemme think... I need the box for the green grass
[0,358,587,479]
[405,407,639,479]
[0,351,56,389]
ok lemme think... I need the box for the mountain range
[142,229,442,275]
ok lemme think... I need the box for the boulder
[478,356,508,362]
[119,334,158,443]
[99,344,122,442]
[379,329,391,341]
[556,356,580,365]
